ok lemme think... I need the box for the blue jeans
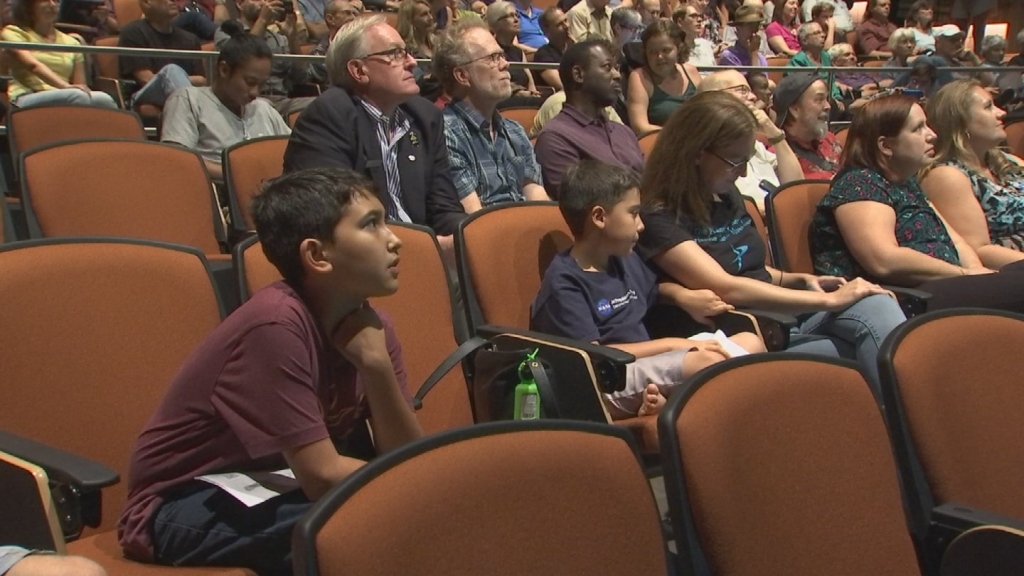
[130,64,193,108]
[152,481,311,575]
[15,88,118,109]
[789,293,906,394]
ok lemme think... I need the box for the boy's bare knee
[731,331,767,354]
[67,556,107,576]
[683,349,726,375]
[8,554,107,576]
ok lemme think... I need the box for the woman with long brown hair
[637,90,904,387]
[810,91,1024,311]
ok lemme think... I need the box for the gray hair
[485,0,515,30]
[826,41,853,60]
[432,16,489,95]
[796,21,820,45]
[980,34,1006,56]
[1018,29,1024,48]
[326,15,385,87]
[610,6,641,30]
[888,27,916,50]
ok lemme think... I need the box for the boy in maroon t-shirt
[118,168,423,574]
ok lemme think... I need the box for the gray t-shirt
[161,86,291,165]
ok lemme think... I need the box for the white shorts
[0,546,33,575]
[606,331,749,418]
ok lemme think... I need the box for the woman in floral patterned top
[920,79,1024,270]
[810,92,1024,312]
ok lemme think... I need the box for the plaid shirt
[442,100,542,207]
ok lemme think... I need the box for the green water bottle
[513,349,541,420]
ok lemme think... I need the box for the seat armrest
[475,324,634,364]
[926,503,1024,572]
[731,309,798,326]
[0,431,119,490]
[93,77,129,109]
[475,324,635,395]
[932,503,1024,534]
[886,286,931,317]
[718,309,797,352]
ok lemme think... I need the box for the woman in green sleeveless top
[626,19,701,136]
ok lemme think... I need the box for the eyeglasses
[722,84,752,97]
[498,11,519,20]
[459,51,507,67]
[708,148,751,171]
[361,46,412,64]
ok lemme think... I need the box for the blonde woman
[920,79,1024,269]
[398,0,437,58]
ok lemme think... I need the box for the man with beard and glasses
[534,39,643,193]
[434,19,549,213]
[775,72,841,180]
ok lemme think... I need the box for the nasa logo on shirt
[596,299,613,317]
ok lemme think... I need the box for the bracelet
[767,132,786,145]
[778,271,785,286]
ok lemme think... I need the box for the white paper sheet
[689,330,752,359]
[195,468,298,507]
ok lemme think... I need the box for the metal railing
[3,39,1022,74]
[0,39,1021,117]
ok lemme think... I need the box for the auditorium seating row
[3,232,1024,575]
[3,103,1024,575]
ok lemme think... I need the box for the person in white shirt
[674,3,716,73]
[161,24,291,181]
[904,0,934,54]
[800,0,851,39]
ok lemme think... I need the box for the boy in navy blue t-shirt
[531,161,765,418]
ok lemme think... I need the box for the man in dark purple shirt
[535,39,644,194]
[118,168,423,574]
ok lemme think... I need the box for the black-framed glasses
[708,149,750,170]
[722,84,752,97]
[459,51,507,67]
[361,46,412,64]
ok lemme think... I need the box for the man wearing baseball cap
[774,72,842,180]
[906,24,994,87]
